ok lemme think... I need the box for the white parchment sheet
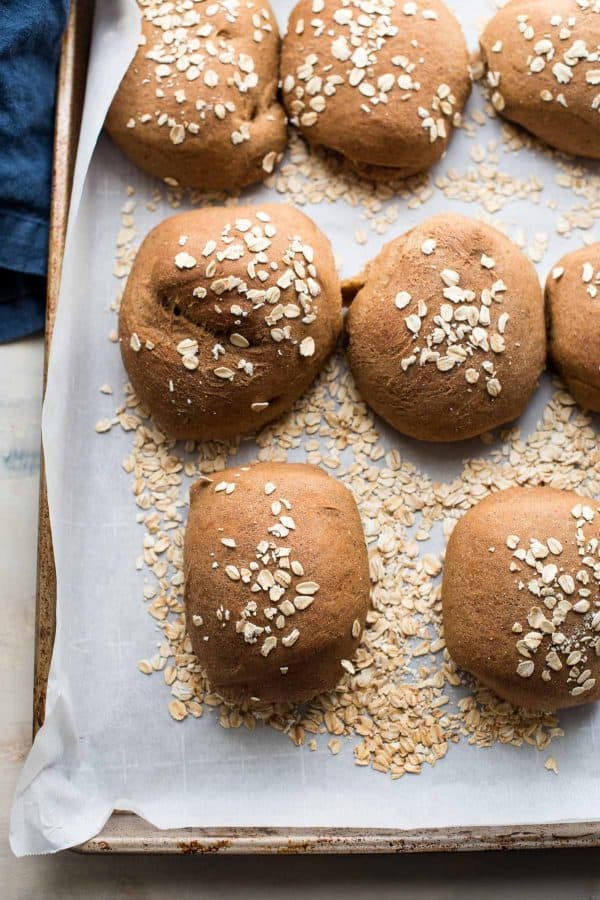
[10,0,600,855]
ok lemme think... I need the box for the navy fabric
[0,1,70,341]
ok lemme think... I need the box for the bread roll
[119,204,342,440]
[184,462,371,704]
[280,0,471,180]
[345,214,546,442]
[442,487,600,711]
[105,0,287,193]
[481,0,600,159]
[546,244,600,412]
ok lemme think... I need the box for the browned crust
[119,203,342,441]
[345,214,546,442]
[442,486,600,711]
[281,0,471,177]
[184,462,370,703]
[480,0,600,160]
[105,1,288,192]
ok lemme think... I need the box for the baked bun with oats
[280,0,471,180]
[345,213,546,442]
[184,462,371,704]
[442,487,600,711]
[105,0,287,193]
[546,243,600,412]
[480,0,600,160]
[119,204,343,441]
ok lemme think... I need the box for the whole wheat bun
[480,0,600,160]
[442,487,600,711]
[105,0,287,193]
[546,244,600,412]
[184,462,371,704]
[119,204,342,441]
[280,0,471,180]
[345,214,546,442]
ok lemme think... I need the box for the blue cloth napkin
[0,1,70,342]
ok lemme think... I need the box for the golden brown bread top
[481,0,600,159]
[345,213,546,442]
[105,0,287,190]
[119,204,343,440]
[281,0,471,175]
[546,242,600,411]
[442,486,600,711]
[184,462,370,703]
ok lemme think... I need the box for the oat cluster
[197,474,331,665]
[284,0,459,145]
[509,505,600,698]
[397,245,508,397]
[129,0,277,161]
[487,2,600,116]
[580,258,600,297]
[129,207,323,400]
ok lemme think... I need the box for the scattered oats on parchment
[98,114,600,777]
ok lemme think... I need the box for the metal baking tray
[36,0,600,853]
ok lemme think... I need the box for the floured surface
[10,0,600,855]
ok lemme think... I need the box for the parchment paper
[10,0,600,855]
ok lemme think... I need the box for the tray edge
[34,0,94,736]
[78,818,600,855]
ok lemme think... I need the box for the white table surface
[2,334,599,896]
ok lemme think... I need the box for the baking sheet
[10,0,600,856]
